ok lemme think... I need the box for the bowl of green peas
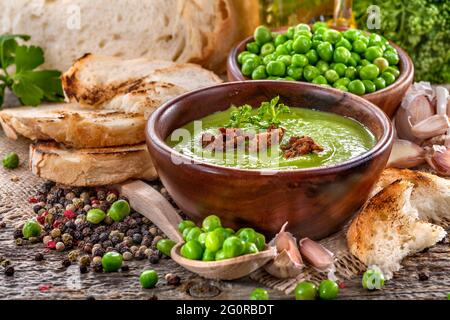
[227,22,413,118]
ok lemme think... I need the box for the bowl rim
[147,81,393,177]
[226,28,414,99]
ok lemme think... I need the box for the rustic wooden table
[1,134,449,300]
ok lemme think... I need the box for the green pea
[356,34,369,45]
[373,57,389,72]
[362,268,385,290]
[314,27,328,37]
[345,66,357,80]
[360,59,370,66]
[140,270,158,289]
[205,229,225,252]
[222,236,245,258]
[347,57,357,67]
[284,39,293,52]
[215,249,227,261]
[325,69,339,83]
[374,77,386,90]
[384,66,400,78]
[250,288,269,300]
[156,239,176,257]
[274,34,287,47]
[348,80,366,95]
[237,228,257,243]
[186,226,202,242]
[294,281,317,300]
[260,42,275,56]
[277,55,292,66]
[334,77,350,87]
[362,80,376,93]
[365,46,383,62]
[333,47,351,64]
[311,39,322,49]
[246,41,260,54]
[286,26,295,39]
[350,52,361,64]
[316,42,333,62]
[322,29,342,44]
[382,72,396,86]
[254,26,272,45]
[2,152,19,169]
[295,23,311,32]
[237,51,250,64]
[182,227,192,240]
[242,59,258,77]
[180,240,203,260]
[359,64,380,80]
[334,84,348,92]
[295,30,312,40]
[305,49,318,65]
[369,33,384,47]
[303,65,320,82]
[251,65,267,80]
[107,199,130,222]
[197,232,207,248]
[275,44,289,56]
[312,21,328,32]
[224,228,235,237]
[352,39,367,54]
[87,208,106,224]
[292,35,311,54]
[287,66,303,80]
[332,63,347,77]
[202,215,221,232]
[266,61,286,76]
[254,232,266,251]
[343,28,361,42]
[102,252,123,272]
[316,60,329,74]
[336,38,352,51]
[291,54,308,67]
[244,242,259,254]
[178,220,195,233]
[263,53,276,65]
[22,220,41,239]
[241,52,258,64]
[202,248,216,261]
[312,75,328,85]
[318,280,339,300]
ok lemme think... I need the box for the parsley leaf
[0,34,63,108]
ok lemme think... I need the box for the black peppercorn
[13,228,23,239]
[79,265,88,274]
[165,273,181,286]
[132,233,143,244]
[86,295,96,301]
[82,227,92,237]
[34,253,45,261]
[121,265,130,272]
[418,272,430,281]
[65,220,76,230]
[73,231,83,241]
[61,258,71,268]
[93,262,103,273]
[110,235,120,246]
[102,240,113,249]
[119,247,130,254]
[99,232,109,242]
[148,295,158,300]
[92,247,105,257]
[149,253,160,264]
[89,234,100,244]
[5,266,15,276]
[32,204,43,213]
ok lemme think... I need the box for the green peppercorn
[140,269,158,289]
[107,199,130,222]
[22,220,41,239]
[102,252,123,272]
[86,208,106,224]
[2,152,19,169]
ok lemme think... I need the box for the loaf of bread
[0,0,253,73]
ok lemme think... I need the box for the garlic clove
[387,139,425,168]
[435,86,449,116]
[425,145,450,176]
[298,238,334,271]
[411,114,450,140]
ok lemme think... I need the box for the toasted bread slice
[347,180,446,279]
[62,54,222,107]
[30,142,156,187]
[0,103,147,148]
[371,168,450,224]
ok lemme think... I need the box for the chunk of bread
[0,103,146,148]
[347,180,446,279]
[0,0,246,73]
[30,142,156,187]
[372,168,450,224]
[62,55,222,108]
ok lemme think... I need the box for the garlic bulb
[264,222,303,278]
[387,139,425,168]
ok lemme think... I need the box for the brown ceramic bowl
[146,81,393,240]
[227,29,414,118]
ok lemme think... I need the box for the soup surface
[167,105,376,170]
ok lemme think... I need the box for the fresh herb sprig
[0,34,63,108]
[226,96,290,129]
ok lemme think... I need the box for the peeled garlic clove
[299,238,334,271]
[425,145,450,176]
[387,139,425,168]
[411,114,450,140]
[264,250,303,278]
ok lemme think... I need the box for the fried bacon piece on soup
[248,126,285,152]
[281,136,324,159]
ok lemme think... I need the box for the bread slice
[30,142,157,187]
[62,54,222,107]
[0,0,241,73]
[0,103,146,148]
[372,168,450,224]
[347,180,446,279]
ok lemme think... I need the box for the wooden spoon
[117,180,277,280]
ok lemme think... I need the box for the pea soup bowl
[146,81,393,240]
[227,29,414,118]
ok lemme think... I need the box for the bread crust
[30,142,157,186]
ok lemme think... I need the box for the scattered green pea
[86,208,106,224]
[294,281,317,300]
[2,152,19,169]
[156,239,176,257]
[140,269,158,289]
[107,199,130,222]
[318,279,339,300]
[102,252,123,272]
[362,268,385,290]
[250,288,269,300]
